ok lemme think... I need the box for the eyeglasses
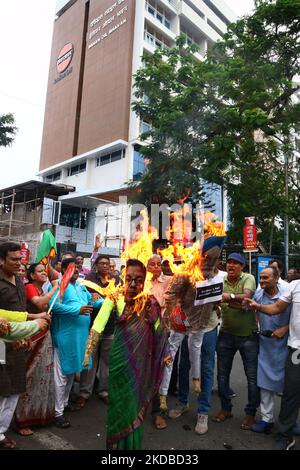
[98,262,110,266]
[125,277,144,285]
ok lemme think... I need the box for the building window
[144,25,171,49]
[145,1,171,30]
[60,205,89,229]
[96,149,125,167]
[67,162,86,176]
[133,146,146,181]
[140,120,152,135]
[45,171,61,183]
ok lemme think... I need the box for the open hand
[0,318,12,337]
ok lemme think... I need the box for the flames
[120,208,225,287]
[159,211,226,283]
[121,209,158,269]
[92,208,225,316]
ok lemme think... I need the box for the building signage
[257,256,273,279]
[20,242,30,265]
[57,43,74,73]
[243,217,258,251]
[54,43,74,84]
[88,0,128,50]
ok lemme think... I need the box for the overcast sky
[0,0,254,189]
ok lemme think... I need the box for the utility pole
[283,152,289,276]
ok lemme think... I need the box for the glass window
[100,155,111,166]
[111,150,122,162]
[148,5,155,16]
[157,12,163,23]
[141,121,151,134]
[60,206,80,228]
[133,147,146,181]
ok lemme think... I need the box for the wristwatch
[230,293,236,300]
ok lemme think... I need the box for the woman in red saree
[14,263,58,435]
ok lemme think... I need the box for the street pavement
[6,354,299,451]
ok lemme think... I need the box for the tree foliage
[0,113,17,148]
[131,0,300,247]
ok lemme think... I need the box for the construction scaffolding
[0,180,75,242]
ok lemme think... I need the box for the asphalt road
[6,353,298,452]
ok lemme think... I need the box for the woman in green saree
[83,259,170,450]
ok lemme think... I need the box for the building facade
[39,0,235,254]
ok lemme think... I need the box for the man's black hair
[126,259,147,278]
[95,254,110,265]
[268,258,283,272]
[61,257,76,273]
[0,242,21,259]
[62,251,76,258]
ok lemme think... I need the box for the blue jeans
[178,327,218,415]
[217,331,260,416]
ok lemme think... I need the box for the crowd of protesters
[0,235,300,450]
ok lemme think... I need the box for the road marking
[32,430,78,450]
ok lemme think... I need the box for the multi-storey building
[38,0,236,255]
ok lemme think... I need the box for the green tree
[131,0,300,248]
[0,113,17,147]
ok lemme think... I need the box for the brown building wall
[39,0,136,171]
[39,0,87,170]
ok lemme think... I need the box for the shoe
[169,402,190,419]
[64,402,81,412]
[195,414,208,435]
[251,420,274,434]
[292,424,300,436]
[55,415,70,428]
[241,415,255,430]
[229,388,236,398]
[274,436,295,450]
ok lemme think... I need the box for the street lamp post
[284,152,289,276]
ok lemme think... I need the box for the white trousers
[0,394,20,441]
[53,348,75,418]
[159,330,205,396]
[260,388,275,423]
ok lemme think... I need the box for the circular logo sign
[57,43,74,74]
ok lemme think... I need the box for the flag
[35,229,57,264]
[59,262,75,301]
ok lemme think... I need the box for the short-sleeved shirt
[221,272,257,337]
[280,280,300,349]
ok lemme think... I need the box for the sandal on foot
[212,410,233,423]
[153,415,167,430]
[15,427,33,436]
[241,415,255,430]
[0,436,17,448]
